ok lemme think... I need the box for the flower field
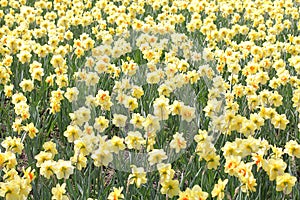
[1,0,300,199]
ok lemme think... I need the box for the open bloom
[211,179,228,200]
[170,132,187,153]
[284,140,300,158]
[107,187,124,200]
[148,149,168,166]
[276,173,297,194]
[160,179,180,198]
[51,183,69,200]
[263,158,287,181]
[125,131,145,150]
[54,160,74,180]
[112,114,128,128]
[128,165,147,188]
[180,105,196,122]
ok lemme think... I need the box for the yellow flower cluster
[1,0,300,199]
[194,130,220,170]
[0,137,34,200]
